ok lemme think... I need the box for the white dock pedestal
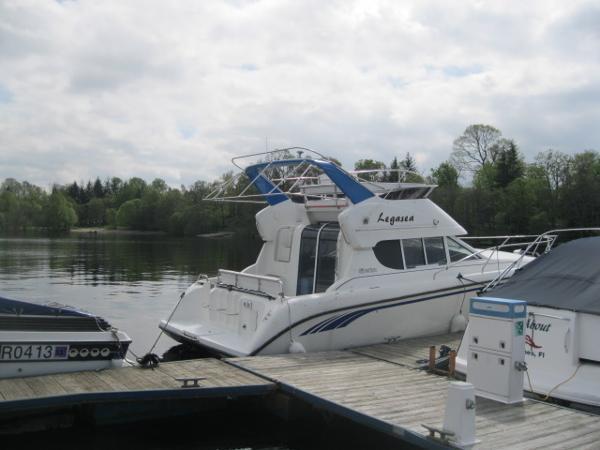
[443,381,478,449]
[467,296,527,404]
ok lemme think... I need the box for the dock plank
[351,332,463,368]
[0,378,36,401]
[23,375,69,398]
[0,358,274,410]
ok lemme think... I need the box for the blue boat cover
[488,237,600,316]
[245,158,374,205]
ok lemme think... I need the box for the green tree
[533,150,570,227]
[354,159,386,181]
[429,162,461,220]
[561,151,600,227]
[44,190,77,232]
[151,178,168,193]
[494,139,524,188]
[0,179,45,231]
[116,199,143,228]
[388,157,399,182]
[400,152,418,172]
[92,177,105,198]
[85,198,106,226]
[430,162,459,188]
[105,208,117,229]
[522,165,554,232]
[116,178,147,206]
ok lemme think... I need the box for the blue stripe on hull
[300,285,481,336]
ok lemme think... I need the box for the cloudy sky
[1,0,599,188]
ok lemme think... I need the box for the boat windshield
[447,238,480,262]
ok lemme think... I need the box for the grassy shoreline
[70,227,166,236]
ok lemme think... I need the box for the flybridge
[204,147,437,206]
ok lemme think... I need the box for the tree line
[1,124,598,236]
[432,125,600,235]
[0,175,260,235]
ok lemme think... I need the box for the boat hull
[0,330,131,378]
[160,278,489,357]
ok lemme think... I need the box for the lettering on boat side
[525,318,550,358]
[376,212,415,226]
[526,319,551,333]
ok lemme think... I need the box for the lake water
[0,232,262,356]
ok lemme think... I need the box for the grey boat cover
[0,296,112,331]
[488,237,600,316]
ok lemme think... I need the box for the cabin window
[447,238,479,262]
[296,223,340,295]
[424,237,447,265]
[374,237,450,270]
[402,238,426,268]
[383,187,431,200]
[373,240,404,270]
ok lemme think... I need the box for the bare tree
[450,124,502,172]
[534,149,571,192]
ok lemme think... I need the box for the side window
[373,240,404,270]
[447,238,479,262]
[402,238,426,268]
[424,237,447,265]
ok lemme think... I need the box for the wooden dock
[2,334,600,448]
[0,358,273,412]
[230,334,600,450]
[0,358,274,432]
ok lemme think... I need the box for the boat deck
[2,333,600,449]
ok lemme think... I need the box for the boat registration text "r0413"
[0,344,69,361]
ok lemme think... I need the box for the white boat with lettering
[456,232,600,408]
[0,296,131,378]
[160,148,536,357]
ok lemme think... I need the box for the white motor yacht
[0,296,131,378]
[160,148,533,357]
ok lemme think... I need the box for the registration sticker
[515,320,524,336]
[0,344,70,361]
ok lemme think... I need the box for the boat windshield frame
[204,147,436,205]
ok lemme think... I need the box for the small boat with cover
[456,231,600,408]
[0,296,131,378]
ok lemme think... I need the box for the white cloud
[0,0,598,188]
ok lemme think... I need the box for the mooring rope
[134,290,189,369]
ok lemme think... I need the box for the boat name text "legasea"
[377,212,415,226]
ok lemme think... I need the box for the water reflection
[0,233,262,355]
